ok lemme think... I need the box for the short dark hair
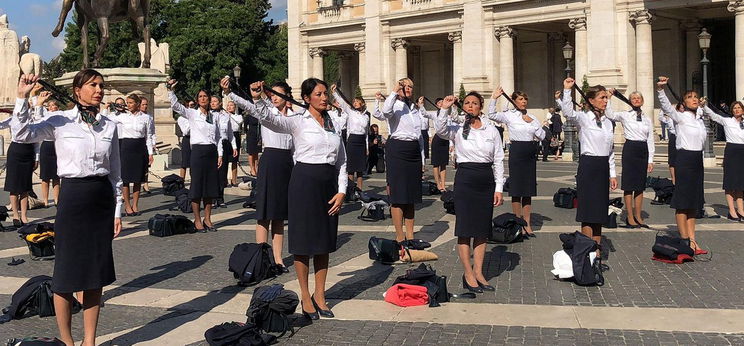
[126,94,141,105]
[72,69,104,100]
[511,91,528,101]
[464,91,484,107]
[585,85,607,100]
[300,78,329,103]
[271,81,292,98]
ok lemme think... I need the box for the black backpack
[489,213,526,244]
[440,191,455,214]
[243,189,257,209]
[5,337,66,345]
[650,178,674,205]
[246,284,299,337]
[161,174,185,196]
[392,263,449,307]
[368,237,400,264]
[0,276,81,324]
[421,181,439,196]
[652,234,694,260]
[229,243,279,286]
[174,189,193,213]
[204,322,276,346]
[148,214,195,237]
[553,188,576,209]
[17,223,55,261]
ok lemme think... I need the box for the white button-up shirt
[659,114,676,135]
[332,90,370,136]
[214,110,237,150]
[12,98,123,217]
[108,111,155,155]
[249,99,347,194]
[703,106,744,144]
[177,115,190,136]
[169,92,224,155]
[605,100,655,163]
[434,108,505,192]
[375,92,422,141]
[558,90,617,177]
[486,101,546,142]
[226,93,294,150]
[145,113,157,153]
[657,90,706,151]
[229,112,243,133]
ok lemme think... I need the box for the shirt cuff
[114,201,122,219]
[495,183,504,193]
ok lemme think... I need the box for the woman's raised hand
[220,77,231,93]
[440,95,456,109]
[166,79,178,90]
[656,76,668,90]
[563,78,575,90]
[330,84,337,93]
[249,81,264,99]
[17,74,39,99]
[375,91,384,101]
[491,87,504,99]
[36,91,52,107]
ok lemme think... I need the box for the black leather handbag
[652,234,694,260]
[368,237,400,264]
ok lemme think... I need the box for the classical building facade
[288,0,744,136]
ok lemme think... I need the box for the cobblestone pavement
[1,146,743,345]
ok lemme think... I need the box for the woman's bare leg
[294,255,314,313]
[522,197,533,234]
[457,237,477,287]
[725,191,738,217]
[81,288,102,346]
[312,254,330,309]
[41,180,50,207]
[52,179,60,205]
[131,182,142,212]
[19,193,29,223]
[472,237,488,283]
[403,204,415,240]
[53,292,74,346]
[192,199,203,229]
[633,191,644,224]
[623,191,636,225]
[271,219,285,264]
[122,185,132,214]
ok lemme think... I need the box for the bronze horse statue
[52,0,151,68]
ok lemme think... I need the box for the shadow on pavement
[485,245,520,280]
[325,263,394,301]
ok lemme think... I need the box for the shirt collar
[73,106,102,124]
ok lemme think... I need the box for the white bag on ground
[551,250,597,279]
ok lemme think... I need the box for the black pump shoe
[727,213,741,221]
[302,309,319,320]
[462,275,483,293]
[477,280,495,291]
[311,295,334,318]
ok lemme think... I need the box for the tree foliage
[54,0,287,98]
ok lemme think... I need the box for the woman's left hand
[114,218,122,238]
[493,192,503,206]
[647,163,654,173]
[217,156,223,169]
[328,193,345,215]
[610,178,618,191]
[148,155,154,165]
[233,149,238,158]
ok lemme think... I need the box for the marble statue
[19,36,42,76]
[0,15,21,106]
[138,39,169,73]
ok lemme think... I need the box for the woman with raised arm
[557,78,618,259]
[331,84,370,190]
[373,78,424,243]
[108,93,154,216]
[435,92,504,293]
[702,100,744,221]
[212,96,238,209]
[166,79,225,232]
[656,76,707,254]
[225,80,295,272]
[605,91,655,228]
[221,77,346,320]
[487,88,545,237]
[14,71,122,346]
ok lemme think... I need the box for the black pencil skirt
[621,139,648,192]
[668,133,677,168]
[430,135,450,168]
[39,141,58,181]
[219,139,234,191]
[246,125,261,155]
[671,149,704,211]
[189,144,220,200]
[723,143,744,191]
[4,142,35,194]
[508,141,538,197]
[421,130,430,159]
[181,135,191,168]
[385,138,423,205]
[346,134,367,174]
[53,176,116,293]
[288,163,339,256]
[454,163,495,238]
[576,155,610,224]
[119,138,148,185]
[231,132,242,163]
[255,148,293,221]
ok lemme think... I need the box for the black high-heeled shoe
[476,280,495,291]
[302,309,319,320]
[623,219,641,229]
[12,219,22,228]
[462,275,483,293]
[311,295,334,318]
[727,213,741,221]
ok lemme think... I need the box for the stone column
[630,10,655,124]
[391,38,409,80]
[729,1,744,101]
[684,21,702,92]
[309,47,326,79]
[495,26,516,94]
[448,31,462,94]
[568,18,588,85]
[354,43,366,93]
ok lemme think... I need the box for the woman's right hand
[440,95,456,109]
[491,86,504,99]
[220,77,231,93]
[657,76,668,90]
[36,91,52,107]
[563,78,575,90]
[375,91,384,101]
[249,81,264,99]
[330,84,337,94]
[166,79,178,90]
[17,74,39,99]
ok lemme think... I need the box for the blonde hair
[629,91,644,102]
[398,77,414,87]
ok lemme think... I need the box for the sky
[0,0,288,62]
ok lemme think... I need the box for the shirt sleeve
[604,99,624,122]
[493,131,506,192]
[250,98,296,134]
[381,91,398,117]
[34,142,40,161]
[169,91,190,119]
[609,145,617,178]
[646,118,655,164]
[336,139,348,194]
[434,108,458,141]
[216,117,224,158]
[12,98,55,143]
[108,129,123,218]
[559,89,577,121]
[486,99,509,123]
[702,105,726,125]
[657,89,683,124]
[371,100,386,121]
[532,116,546,141]
[225,112,237,149]
[149,114,157,153]
[146,116,154,155]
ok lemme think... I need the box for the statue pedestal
[55,68,177,151]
